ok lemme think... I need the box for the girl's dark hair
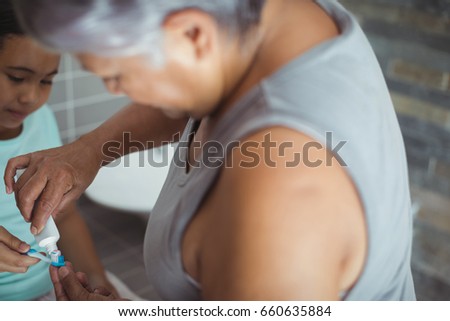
[0,0,24,49]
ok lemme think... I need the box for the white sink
[85,144,176,213]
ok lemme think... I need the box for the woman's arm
[4,103,187,234]
[79,102,188,167]
[194,127,367,300]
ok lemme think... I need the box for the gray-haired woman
[6,0,415,300]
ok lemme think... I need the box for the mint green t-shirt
[0,105,62,300]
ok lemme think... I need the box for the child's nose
[18,85,40,107]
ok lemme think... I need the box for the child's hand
[0,226,39,273]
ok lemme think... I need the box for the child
[0,0,116,300]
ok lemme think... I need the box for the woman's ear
[162,9,219,61]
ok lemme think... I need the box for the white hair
[13,0,266,63]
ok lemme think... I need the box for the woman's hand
[4,138,102,235]
[0,226,40,273]
[50,262,125,301]
[89,273,120,298]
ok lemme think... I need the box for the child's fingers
[0,226,30,253]
[0,243,39,273]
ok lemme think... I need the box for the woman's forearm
[79,103,188,167]
[5,104,186,234]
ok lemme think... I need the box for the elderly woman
[6,0,415,300]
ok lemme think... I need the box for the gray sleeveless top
[144,0,416,300]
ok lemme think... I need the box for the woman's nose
[104,78,123,96]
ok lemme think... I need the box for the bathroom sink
[85,144,176,214]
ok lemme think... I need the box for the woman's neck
[208,0,339,129]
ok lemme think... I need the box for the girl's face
[0,36,60,139]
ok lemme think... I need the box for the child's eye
[7,75,24,83]
[41,80,53,86]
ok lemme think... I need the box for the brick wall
[366,0,450,17]
[341,0,450,196]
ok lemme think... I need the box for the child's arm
[55,202,117,296]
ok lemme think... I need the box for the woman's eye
[7,75,24,83]
[103,75,120,83]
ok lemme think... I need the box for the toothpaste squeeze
[16,169,65,267]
